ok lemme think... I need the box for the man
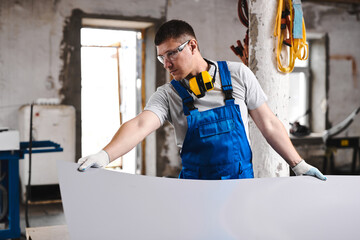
[78,19,326,181]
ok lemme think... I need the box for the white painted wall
[0,0,165,130]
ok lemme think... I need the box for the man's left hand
[291,160,327,181]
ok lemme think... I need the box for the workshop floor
[19,202,66,239]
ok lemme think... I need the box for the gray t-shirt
[144,60,267,148]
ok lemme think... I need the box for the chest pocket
[199,119,235,138]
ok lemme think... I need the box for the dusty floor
[19,202,66,239]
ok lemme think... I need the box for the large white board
[58,161,360,240]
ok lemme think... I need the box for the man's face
[156,38,193,80]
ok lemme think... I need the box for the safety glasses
[157,40,190,64]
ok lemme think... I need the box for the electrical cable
[0,184,8,221]
[274,0,308,73]
[238,0,249,27]
[0,161,7,222]
[231,0,249,66]
[0,171,6,182]
[0,131,9,222]
[0,146,10,222]
[25,103,34,228]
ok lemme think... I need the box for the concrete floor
[19,202,66,239]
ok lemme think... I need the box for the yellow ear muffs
[189,71,214,98]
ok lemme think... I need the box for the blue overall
[171,61,254,180]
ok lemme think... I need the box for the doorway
[80,27,142,174]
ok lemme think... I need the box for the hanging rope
[231,0,249,66]
[274,0,308,73]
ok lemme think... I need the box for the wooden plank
[26,225,69,240]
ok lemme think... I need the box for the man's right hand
[77,150,110,172]
[291,159,327,181]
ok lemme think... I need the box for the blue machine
[0,140,63,239]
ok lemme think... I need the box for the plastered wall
[303,3,360,137]
[301,3,360,171]
[0,0,165,128]
[0,0,245,177]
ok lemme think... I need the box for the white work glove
[291,160,327,181]
[77,150,110,172]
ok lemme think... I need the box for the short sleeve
[242,65,268,110]
[144,85,170,126]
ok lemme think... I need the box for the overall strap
[171,80,196,116]
[217,61,234,102]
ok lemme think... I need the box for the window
[288,53,310,127]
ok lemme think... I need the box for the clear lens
[157,55,164,64]
[157,40,190,64]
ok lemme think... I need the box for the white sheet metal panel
[0,130,19,150]
[58,161,360,240]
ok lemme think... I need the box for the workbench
[291,134,360,174]
[0,140,63,240]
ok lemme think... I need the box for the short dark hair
[154,19,197,46]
